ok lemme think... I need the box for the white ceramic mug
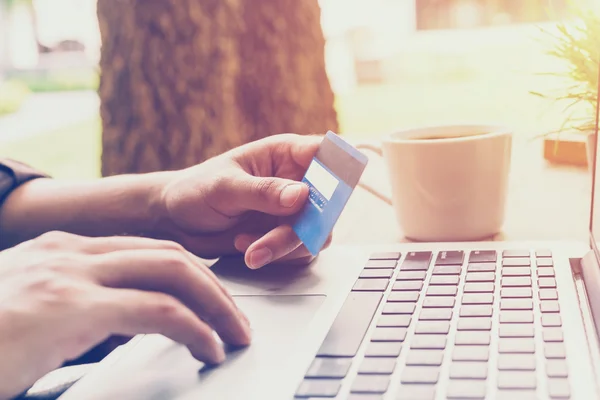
[357,125,513,242]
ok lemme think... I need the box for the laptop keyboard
[294,249,570,399]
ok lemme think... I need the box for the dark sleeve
[0,159,49,206]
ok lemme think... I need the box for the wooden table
[334,135,592,245]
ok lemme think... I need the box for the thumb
[214,173,309,216]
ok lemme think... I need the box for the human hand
[0,231,250,400]
[159,134,332,269]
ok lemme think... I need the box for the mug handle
[354,143,393,206]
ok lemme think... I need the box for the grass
[0,118,102,179]
[0,80,30,116]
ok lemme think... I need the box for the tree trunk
[97,0,338,176]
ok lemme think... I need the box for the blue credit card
[293,131,369,256]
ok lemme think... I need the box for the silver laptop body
[57,75,600,400]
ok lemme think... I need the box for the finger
[242,225,303,269]
[80,236,237,312]
[210,173,309,217]
[96,288,225,364]
[235,133,323,174]
[88,249,251,346]
[236,232,332,267]
[277,233,333,263]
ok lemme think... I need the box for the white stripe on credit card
[304,159,339,201]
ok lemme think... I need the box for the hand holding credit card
[293,131,369,255]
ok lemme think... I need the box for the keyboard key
[400,367,440,384]
[370,252,401,260]
[422,296,455,308]
[415,321,450,335]
[455,331,490,345]
[460,305,493,317]
[464,283,495,293]
[501,277,532,287]
[539,278,557,288]
[499,324,534,338]
[435,251,464,265]
[402,251,433,269]
[540,289,559,301]
[358,357,397,375]
[365,341,402,357]
[538,267,555,277]
[548,378,571,398]
[419,309,453,321]
[498,371,537,389]
[432,265,461,275]
[360,269,394,279]
[388,292,420,302]
[371,327,407,342]
[496,391,538,400]
[406,350,445,366]
[396,271,427,281]
[428,275,460,285]
[449,362,488,379]
[502,267,531,276]
[539,300,561,320]
[536,250,552,258]
[544,343,566,359]
[467,262,496,272]
[469,250,497,263]
[500,311,534,324]
[503,258,531,267]
[377,315,412,328]
[392,281,423,291]
[457,318,491,331]
[536,258,554,267]
[543,328,564,342]
[461,293,494,305]
[306,358,352,378]
[446,380,487,399]
[542,314,562,327]
[296,379,341,398]
[351,375,390,394]
[348,395,384,400]
[498,354,536,370]
[353,279,389,292]
[411,335,447,350]
[452,345,489,361]
[501,299,533,310]
[426,286,457,296]
[503,250,530,258]
[465,272,495,282]
[317,292,382,357]
[501,288,533,298]
[396,385,436,400]
[383,303,415,315]
[365,259,397,269]
[499,338,535,353]
[546,360,569,378]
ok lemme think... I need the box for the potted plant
[531,6,599,171]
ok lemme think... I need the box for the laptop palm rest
[61,294,326,400]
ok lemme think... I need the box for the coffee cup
[356,124,513,242]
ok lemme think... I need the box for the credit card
[293,131,369,256]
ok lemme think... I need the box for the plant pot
[587,132,597,175]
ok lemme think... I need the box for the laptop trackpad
[64,294,327,400]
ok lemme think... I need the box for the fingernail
[210,345,226,364]
[280,183,304,208]
[248,247,272,269]
[192,343,225,365]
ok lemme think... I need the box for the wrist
[140,171,179,238]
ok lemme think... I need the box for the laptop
[55,84,600,400]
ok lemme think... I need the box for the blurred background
[0,0,598,180]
